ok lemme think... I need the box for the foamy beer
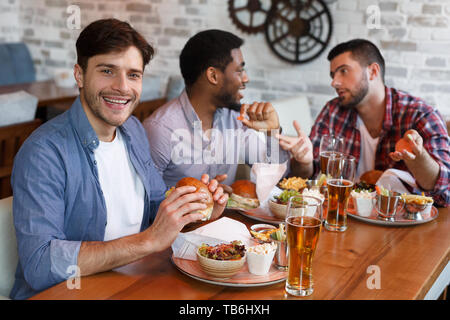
[319,135,344,174]
[324,154,356,232]
[285,195,323,297]
[319,151,343,174]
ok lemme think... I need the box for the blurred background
[1,0,450,120]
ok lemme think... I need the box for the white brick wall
[0,0,22,42]
[1,0,450,122]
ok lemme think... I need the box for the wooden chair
[132,97,167,122]
[0,119,42,199]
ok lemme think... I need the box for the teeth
[103,97,128,104]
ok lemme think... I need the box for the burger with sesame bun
[165,177,214,221]
[227,180,260,210]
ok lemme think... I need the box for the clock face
[228,0,333,64]
[228,0,272,34]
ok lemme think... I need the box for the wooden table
[0,79,78,108]
[30,207,449,300]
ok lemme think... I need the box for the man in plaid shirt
[279,39,449,207]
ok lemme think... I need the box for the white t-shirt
[356,115,380,181]
[94,129,145,241]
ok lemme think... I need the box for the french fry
[279,176,307,191]
[401,193,433,205]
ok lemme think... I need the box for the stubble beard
[82,87,138,127]
[215,88,242,112]
[339,73,369,109]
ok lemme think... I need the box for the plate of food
[171,240,287,287]
[347,185,438,226]
[227,178,328,224]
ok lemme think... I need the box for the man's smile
[102,95,133,110]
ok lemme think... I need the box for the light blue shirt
[144,90,290,187]
[10,97,166,299]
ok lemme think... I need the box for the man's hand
[78,185,209,276]
[145,186,208,252]
[388,129,439,191]
[389,129,424,162]
[276,120,313,165]
[201,174,228,220]
[213,173,233,194]
[238,102,280,131]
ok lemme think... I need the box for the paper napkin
[250,162,287,205]
[171,217,253,261]
[376,169,418,194]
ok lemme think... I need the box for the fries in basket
[401,193,433,205]
[278,177,307,191]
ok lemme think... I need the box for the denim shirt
[10,97,167,300]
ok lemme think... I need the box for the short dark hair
[76,18,154,72]
[179,29,244,87]
[327,39,385,83]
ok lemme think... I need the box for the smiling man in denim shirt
[10,19,227,300]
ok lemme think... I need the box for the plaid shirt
[310,87,449,207]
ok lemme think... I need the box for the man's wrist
[140,227,160,254]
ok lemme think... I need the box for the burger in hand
[227,180,260,210]
[166,177,214,221]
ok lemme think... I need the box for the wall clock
[228,0,333,64]
[228,0,272,34]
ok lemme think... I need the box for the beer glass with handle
[325,154,356,232]
[319,134,344,175]
[285,195,323,297]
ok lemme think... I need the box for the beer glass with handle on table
[325,154,356,232]
[285,195,323,297]
[319,134,344,175]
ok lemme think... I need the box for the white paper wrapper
[250,162,288,205]
[171,217,253,261]
[376,169,418,194]
[260,186,284,209]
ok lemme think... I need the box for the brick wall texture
[1,0,450,121]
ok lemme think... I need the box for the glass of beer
[319,135,344,174]
[325,154,356,232]
[285,195,323,297]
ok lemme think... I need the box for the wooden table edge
[415,247,449,300]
